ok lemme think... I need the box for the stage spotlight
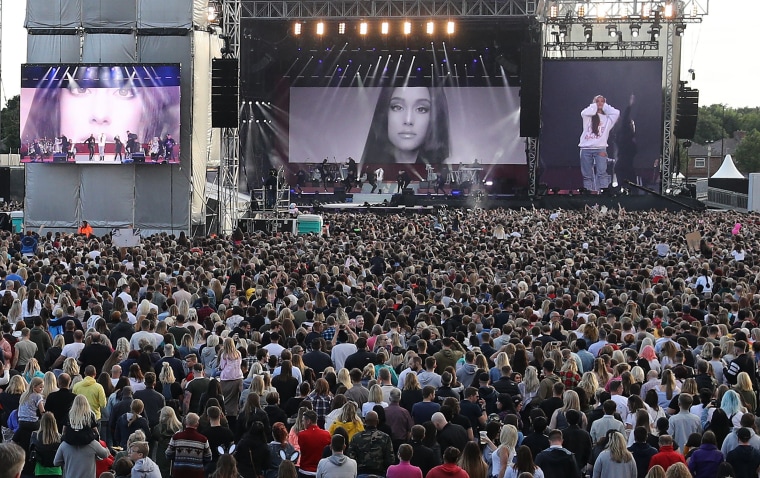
[316,22,324,35]
[403,21,411,35]
[359,22,368,35]
[426,21,434,35]
[583,24,593,42]
[578,5,585,17]
[649,23,661,40]
[381,22,389,35]
[630,23,641,37]
[338,22,346,34]
[294,22,302,35]
[549,3,558,18]
[558,24,568,38]
[675,23,686,36]
[447,21,455,34]
[606,24,618,38]
[664,3,675,18]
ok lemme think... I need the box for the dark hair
[513,445,537,474]
[443,446,460,464]
[360,86,450,165]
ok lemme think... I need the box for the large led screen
[20,64,181,164]
[288,86,524,167]
[539,59,663,191]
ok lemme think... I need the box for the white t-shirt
[61,342,85,359]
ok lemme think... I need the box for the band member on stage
[98,132,106,161]
[61,134,69,157]
[31,140,43,162]
[397,170,411,193]
[435,164,448,195]
[343,157,358,192]
[319,158,330,191]
[295,169,307,193]
[264,168,278,209]
[361,86,450,165]
[67,138,75,160]
[54,136,62,154]
[360,166,378,193]
[579,95,620,192]
[114,135,123,162]
[126,130,139,160]
[85,134,96,161]
[150,137,161,162]
[164,133,176,162]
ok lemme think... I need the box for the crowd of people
[0,206,759,478]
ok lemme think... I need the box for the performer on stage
[61,134,69,157]
[31,140,43,162]
[114,135,123,162]
[264,168,278,209]
[85,134,96,161]
[579,95,620,192]
[362,166,377,193]
[98,132,106,161]
[54,136,62,154]
[319,158,330,191]
[163,134,176,162]
[150,137,160,162]
[343,157,358,192]
[435,165,448,195]
[295,169,307,193]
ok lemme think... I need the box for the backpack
[724,359,742,385]
[7,409,19,432]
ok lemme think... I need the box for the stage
[282,181,705,213]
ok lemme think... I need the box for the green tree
[733,130,760,173]
[0,95,20,153]
[694,104,725,145]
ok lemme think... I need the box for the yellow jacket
[72,376,107,419]
[329,419,365,441]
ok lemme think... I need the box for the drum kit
[26,137,56,156]
[308,161,349,183]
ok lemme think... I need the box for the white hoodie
[578,103,620,149]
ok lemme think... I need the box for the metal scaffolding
[218,0,242,234]
[240,0,538,19]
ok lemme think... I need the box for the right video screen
[539,58,663,191]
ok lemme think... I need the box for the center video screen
[20,64,181,164]
[288,86,525,173]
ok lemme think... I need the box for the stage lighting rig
[583,24,593,42]
[606,24,617,38]
[675,23,686,36]
[630,23,641,37]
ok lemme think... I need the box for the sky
[1,1,758,108]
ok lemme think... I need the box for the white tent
[711,154,745,179]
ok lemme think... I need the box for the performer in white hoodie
[578,95,620,192]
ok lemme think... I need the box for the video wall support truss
[661,24,675,192]
[240,0,537,19]
[527,137,538,197]
[218,0,242,234]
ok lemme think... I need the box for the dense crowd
[1,207,760,478]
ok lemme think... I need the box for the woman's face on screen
[387,87,431,153]
[59,86,142,142]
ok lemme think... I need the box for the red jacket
[649,445,686,471]
[298,425,332,472]
[425,463,469,478]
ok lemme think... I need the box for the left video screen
[20,64,181,164]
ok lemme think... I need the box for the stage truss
[216,0,709,225]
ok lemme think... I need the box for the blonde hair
[222,337,240,360]
[607,431,633,463]
[69,394,95,431]
[42,371,58,399]
[498,424,518,454]
[368,384,384,404]
[5,375,27,394]
[158,406,182,433]
[522,366,540,394]
[159,362,176,384]
[62,357,80,377]
[337,368,352,390]
[337,401,362,425]
[37,412,61,445]
[737,371,754,392]
[560,390,581,413]
[20,377,43,405]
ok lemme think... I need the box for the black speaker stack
[212,58,240,128]
[675,83,699,140]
